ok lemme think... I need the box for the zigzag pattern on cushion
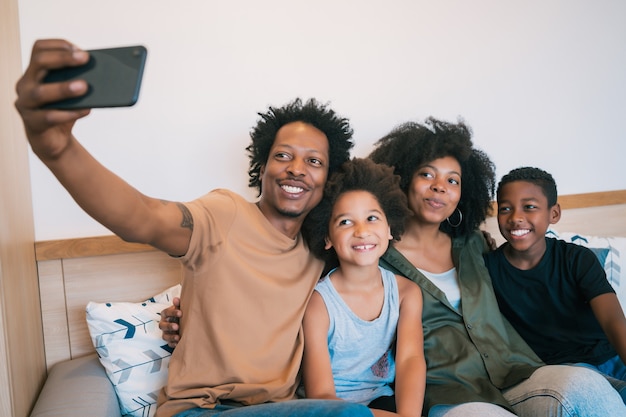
[607,246,621,287]
[547,230,625,309]
[86,284,181,417]
[557,233,620,286]
[127,392,158,417]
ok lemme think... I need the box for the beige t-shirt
[156,189,323,417]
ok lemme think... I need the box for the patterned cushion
[547,230,625,310]
[86,284,181,417]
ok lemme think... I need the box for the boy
[484,166,626,400]
[301,158,426,416]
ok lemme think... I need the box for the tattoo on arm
[176,202,194,231]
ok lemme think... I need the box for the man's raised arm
[15,39,192,256]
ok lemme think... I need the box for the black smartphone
[42,45,148,109]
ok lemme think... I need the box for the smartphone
[42,45,148,109]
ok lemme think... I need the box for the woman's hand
[481,230,497,251]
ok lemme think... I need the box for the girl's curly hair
[246,98,354,196]
[302,158,411,266]
[368,117,496,238]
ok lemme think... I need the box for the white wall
[18,0,626,241]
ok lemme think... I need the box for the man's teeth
[282,185,303,193]
[354,244,375,250]
[511,229,530,236]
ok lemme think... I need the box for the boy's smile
[496,180,561,268]
[510,228,531,237]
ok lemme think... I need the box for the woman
[369,117,625,416]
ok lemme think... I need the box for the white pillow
[547,230,626,310]
[86,284,181,417]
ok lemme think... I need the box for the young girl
[301,158,426,417]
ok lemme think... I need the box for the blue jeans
[429,365,626,417]
[174,399,372,417]
[573,355,626,403]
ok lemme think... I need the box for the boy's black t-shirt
[484,237,616,365]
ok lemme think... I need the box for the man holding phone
[14,39,371,417]
[41,44,147,109]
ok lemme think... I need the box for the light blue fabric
[573,355,626,403]
[429,402,514,417]
[315,266,398,405]
[504,365,626,416]
[173,399,373,417]
[429,365,626,417]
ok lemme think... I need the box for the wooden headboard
[36,239,183,370]
[35,190,626,370]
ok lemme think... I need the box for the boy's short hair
[246,98,354,196]
[497,167,558,206]
[302,158,411,265]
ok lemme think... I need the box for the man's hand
[159,297,182,348]
[14,39,91,158]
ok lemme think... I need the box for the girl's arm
[302,291,340,400]
[394,276,426,417]
[590,292,626,364]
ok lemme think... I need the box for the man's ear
[549,203,562,224]
[324,236,333,250]
[387,226,393,241]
